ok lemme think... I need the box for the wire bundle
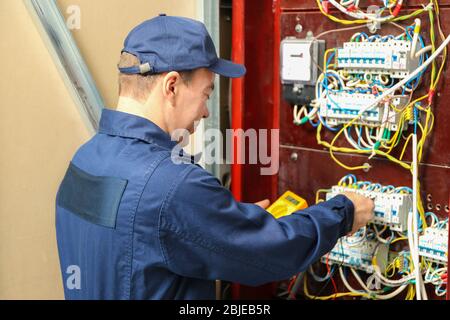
[301,175,448,300]
[294,1,447,172]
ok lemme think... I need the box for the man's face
[173,68,215,134]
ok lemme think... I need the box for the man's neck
[116,96,168,133]
[116,96,147,118]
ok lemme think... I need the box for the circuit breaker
[321,237,389,273]
[337,40,420,78]
[319,92,408,130]
[326,185,412,232]
[419,227,448,264]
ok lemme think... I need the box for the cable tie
[322,1,329,14]
[421,2,434,12]
[346,4,358,12]
[427,89,435,105]
[392,3,402,17]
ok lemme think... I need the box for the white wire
[355,33,450,124]
[411,19,421,59]
[373,224,394,244]
[328,0,395,22]
[373,264,414,286]
[365,126,376,145]
[350,268,382,294]
[415,45,433,58]
[293,105,306,124]
[308,265,332,282]
[344,128,363,150]
[315,25,368,40]
[389,21,407,32]
[340,0,356,6]
[339,267,409,299]
[356,126,374,148]
[412,134,427,299]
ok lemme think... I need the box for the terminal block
[319,92,408,130]
[321,236,389,273]
[337,40,419,78]
[326,185,412,232]
[418,227,448,264]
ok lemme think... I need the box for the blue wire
[403,26,427,90]
[326,52,335,68]
[318,113,340,131]
[345,174,357,182]
[345,127,370,150]
[414,104,418,134]
[357,126,363,148]
[396,186,413,193]
[368,35,382,42]
[309,118,319,127]
[372,183,382,190]
[358,32,369,41]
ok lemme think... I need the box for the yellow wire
[323,48,336,71]
[431,0,447,91]
[315,0,432,25]
[316,123,412,171]
[303,273,369,300]
[406,284,415,300]
[390,236,407,244]
[429,8,437,88]
[316,189,331,204]
[399,133,413,161]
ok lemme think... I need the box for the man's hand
[255,199,270,210]
[342,192,374,235]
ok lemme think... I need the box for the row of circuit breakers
[280,34,448,273]
[324,184,447,272]
[323,225,448,273]
[281,34,417,130]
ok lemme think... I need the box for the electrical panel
[236,0,450,300]
[321,237,389,273]
[419,227,448,265]
[337,40,419,78]
[326,185,412,232]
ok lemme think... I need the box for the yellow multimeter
[267,191,308,219]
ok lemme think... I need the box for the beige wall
[57,0,199,108]
[0,0,198,299]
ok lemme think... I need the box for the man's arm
[158,165,371,286]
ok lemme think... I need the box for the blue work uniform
[55,109,354,300]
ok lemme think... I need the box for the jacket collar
[98,109,178,150]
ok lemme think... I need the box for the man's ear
[162,71,182,105]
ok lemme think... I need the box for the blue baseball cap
[119,14,246,78]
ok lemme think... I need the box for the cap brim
[209,58,246,78]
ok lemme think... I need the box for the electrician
[55,14,374,299]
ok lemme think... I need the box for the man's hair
[118,52,195,102]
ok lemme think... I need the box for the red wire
[287,275,296,295]
[326,253,338,299]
